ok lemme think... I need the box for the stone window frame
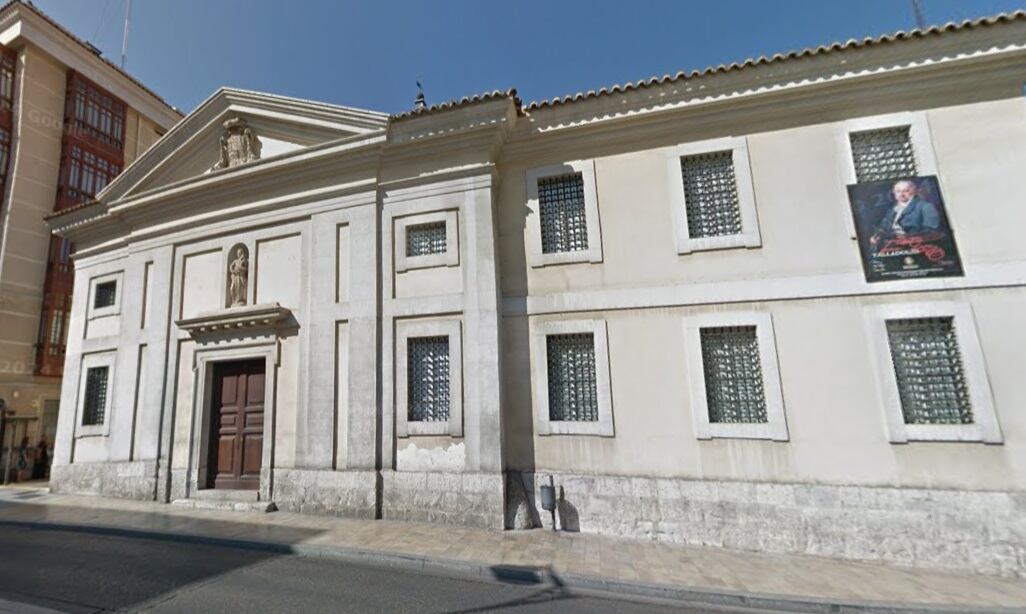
[395,318,463,437]
[87,271,123,319]
[836,111,939,238]
[683,311,788,441]
[863,301,1002,444]
[531,319,614,437]
[525,160,603,267]
[393,209,460,272]
[73,351,116,438]
[665,136,762,254]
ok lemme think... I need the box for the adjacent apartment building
[0,0,180,476]
[47,12,1026,577]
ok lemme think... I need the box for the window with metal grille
[538,173,589,254]
[82,366,109,426]
[849,127,917,183]
[67,74,126,150]
[407,336,450,422]
[93,281,116,309]
[680,151,743,239]
[546,333,598,421]
[405,221,447,257]
[700,326,768,423]
[63,145,121,207]
[885,317,973,425]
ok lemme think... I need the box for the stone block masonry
[381,470,505,529]
[531,472,1026,578]
[273,469,377,518]
[49,460,158,501]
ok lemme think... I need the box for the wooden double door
[207,359,265,490]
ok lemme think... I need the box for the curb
[0,518,1017,614]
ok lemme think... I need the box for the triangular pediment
[102,88,389,202]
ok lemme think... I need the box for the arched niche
[226,243,250,308]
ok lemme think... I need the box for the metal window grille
[405,221,447,257]
[849,127,917,183]
[93,281,116,309]
[82,366,108,426]
[700,326,768,423]
[885,317,973,425]
[680,151,743,239]
[407,336,450,422]
[538,173,589,254]
[546,333,599,422]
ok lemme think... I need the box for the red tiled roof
[0,0,181,117]
[524,10,1026,111]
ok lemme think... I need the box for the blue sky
[32,0,1026,115]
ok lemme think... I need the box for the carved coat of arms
[213,117,262,170]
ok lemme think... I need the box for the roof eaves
[0,0,182,117]
[524,10,1026,111]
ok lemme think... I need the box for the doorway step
[171,488,276,513]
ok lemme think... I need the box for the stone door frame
[189,338,279,502]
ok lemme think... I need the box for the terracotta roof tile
[45,199,101,221]
[0,0,181,117]
[524,10,1026,111]
[391,88,520,120]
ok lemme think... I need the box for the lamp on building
[539,474,557,532]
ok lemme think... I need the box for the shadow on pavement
[0,497,325,612]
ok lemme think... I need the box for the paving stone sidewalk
[1,485,1024,611]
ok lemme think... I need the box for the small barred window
[82,366,109,426]
[546,333,598,422]
[405,221,447,257]
[680,151,743,239]
[849,127,917,183]
[886,317,973,425]
[538,173,589,254]
[700,326,767,424]
[407,336,450,422]
[93,281,116,309]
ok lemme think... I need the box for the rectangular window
[93,280,116,309]
[885,317,973,425]
[680,151,743,239]
[407,336,450,422]
[546,332,598,422]
[538,173,589,254]
[82,366,109,426]
[405,221,447,257]
[67,74,126,151]
[849,126,917,183]
[700,326,768,424]
[0,47,14,112]
[63,145,121,207]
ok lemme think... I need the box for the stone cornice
[175,303,291,339]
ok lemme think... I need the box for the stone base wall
[49,461,158,501]
[381,470,504,529]
[273,469,377,518]
[528,472,1026,578]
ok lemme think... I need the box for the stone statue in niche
[228,247,248,307]
[213,117,262,170]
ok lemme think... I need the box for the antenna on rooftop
[120,0,131,69]
[911,0,927,30]
[414,76,426,110]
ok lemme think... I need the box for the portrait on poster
[848,175,963,283]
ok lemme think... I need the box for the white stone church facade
[47,14,1026,576]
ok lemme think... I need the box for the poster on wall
[848,175,964,283]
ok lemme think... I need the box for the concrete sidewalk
[1,486,1023,612]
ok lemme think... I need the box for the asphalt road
[0,527,755,613]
